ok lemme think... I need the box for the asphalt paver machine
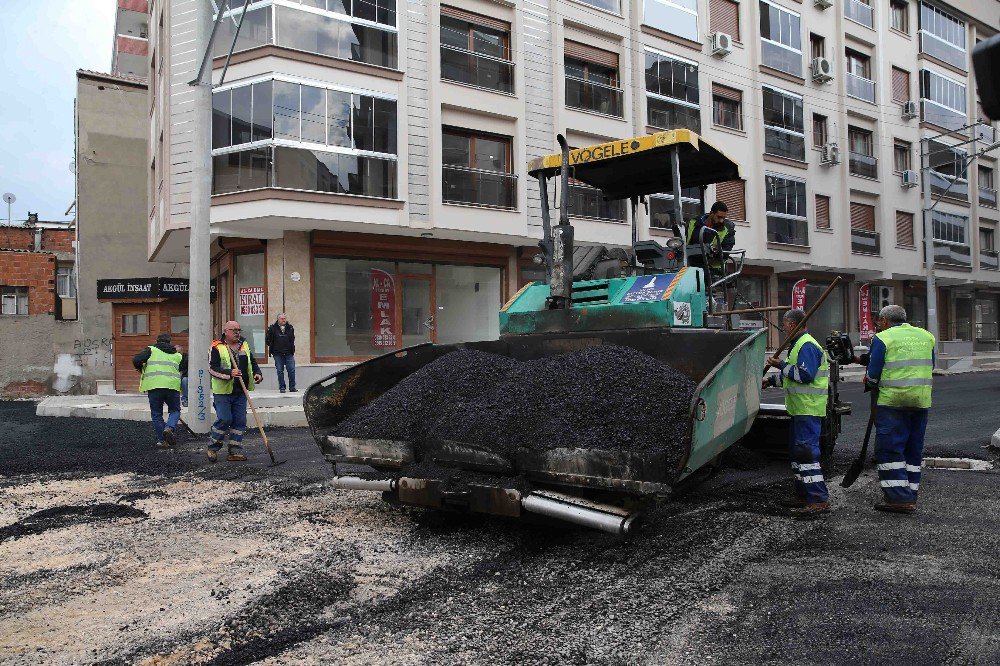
[305,130,848,535]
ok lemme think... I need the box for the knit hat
[156,333,172,345]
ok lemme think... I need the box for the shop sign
[238,286,265,316]
[859,283,874,342]
[791,279,807,310]
[97,278,155,299]
[370,269,398,348]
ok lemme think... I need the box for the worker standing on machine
[686,201,736,270]
[864,305,935,514]
[763,309,831,517]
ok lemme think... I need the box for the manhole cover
[923,457,993,471]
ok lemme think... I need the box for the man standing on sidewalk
[208,321,263,462]
[265,313,296,393]
[133,333,187,449]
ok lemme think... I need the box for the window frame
[890,0,909,34]
[712,85,743,131]
[441,126,517,209]
[439,10,514,95]
[121,312,150,336]
[765,172,809,246]
[644,48,701,132]
[643,0,699,43]
[0,286,29,316]
[762,85,805,161]
[56,265,77,299]
[893,140,912,173]
[758,0,803,77]
[930,209,968,245]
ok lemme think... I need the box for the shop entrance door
[400,275,435,346]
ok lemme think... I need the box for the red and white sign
[791,279,807,310]
[859,283,875,341]
[370,269,398,348]
[238,286,265,316]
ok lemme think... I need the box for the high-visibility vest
[686,217,730,268]
[783,333,829,417]
[139,346,182,392]
[212,340,255,395]
[874,323,935,409]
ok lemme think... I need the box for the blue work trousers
[789,415,829,504]
[875,406,928,504]
[148,388,181,444]
[211,392,247,452]
[273,353,296,391]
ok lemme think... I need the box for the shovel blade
[840,460,863,488]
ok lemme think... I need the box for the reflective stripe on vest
[782,333,829,417]
[875,323,935,409]
[139,346,182,392]
[211,341,255,395]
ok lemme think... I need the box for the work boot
[874,501,915,514]
[776,496,807,508]
[789,501,830,518]
[162,427,176,447]
[155,441,170,449]
[227,446,247,462]
[290,388,298,393]
[279,388,286,394]
[206,446,219,463]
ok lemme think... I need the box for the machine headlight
[666,238,684,250]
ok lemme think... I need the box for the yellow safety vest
[212,341,255,395]
[783,333,829,418]
[874,323,935,409]
[686,218,730,268]
[139,346,182,392]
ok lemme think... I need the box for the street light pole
[921,136,939,345]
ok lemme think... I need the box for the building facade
[112,0,150,79]
[147,0,1000,378]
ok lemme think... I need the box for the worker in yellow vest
[686,201,736,271]
[763,309,831,518]
[133,333,187,449]
[207,321,263,462]
[864,305,935,514]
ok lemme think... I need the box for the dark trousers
[789,415,829,504]
[148,388,181,443]
[273,353,296,391]
[211,392,247,451]
[875,407,928,504]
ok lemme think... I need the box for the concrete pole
[921,137,939,346]
[185,0,214,433]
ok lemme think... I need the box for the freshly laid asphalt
[1,370,999,665]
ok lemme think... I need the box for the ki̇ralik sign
[791,279,807,310]
[370,269,398,348]
[238,286,265,316]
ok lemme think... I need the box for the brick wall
[42,229,75,253]
[0,250,56,315]
[0,227,74,253]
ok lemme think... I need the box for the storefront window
[977,295,999,341]
[731,276,768,331]
[954,292,974,341]
[778,278,846,343]
[235,253,267,357]
[905,292,927,330]
[435,264,501,344]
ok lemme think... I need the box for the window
[893,140,912,173]
[644,0,698,42]
[890,0,909,33]
[982,227,996,251]
[758,0,802,77]
[56,265,76,298]
[235,252,266,357]
[170,315,190,334]
[891,67,910,103]
[1,286,28,315]
[896,211,915,247]
[765,173,808,245]
[809,33,825,61]
[121,313,148,335]
[848,126,877,178]
[928,139,968,201]
[815,194,831,230]
[850,202,879,255]
[574,0,619,13]
[920,69,967,132]
[649,188,702,229]
[442,128,516,209]
[932,210,967,244]
[569,183,627,222]
[812,114,827,148]
[565,42,623,117]
[919,2,966,70]
[712,84,743,130]
[645,50,701,132]
[716,180,746,222]
[844,0,873,29]
[709,0,740,42]
[982,227,999,271]
[440,8,513,94]
[762,86,805,161]
[980,166,997,208]
[845,49,875,102]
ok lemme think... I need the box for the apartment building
[147,0,1000,377]
[112,0,150,79]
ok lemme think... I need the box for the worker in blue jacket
[763,309,831,518]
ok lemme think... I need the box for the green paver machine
[305,130,845,535]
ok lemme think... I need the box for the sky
[0,1,117,223]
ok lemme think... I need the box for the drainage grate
[923,457,994,471]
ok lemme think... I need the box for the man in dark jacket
[133,333,188,448]
[265,313,296,393]
[686,201,736,271]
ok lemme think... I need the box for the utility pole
[921,136,939,346]
[185,0,215,434]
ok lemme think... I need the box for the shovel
[237,375,286,467]
[841,386,878,488]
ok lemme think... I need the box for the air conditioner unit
[821,142,841,165]
[710,32,732,57]
[873,286,895,311]
[902,170,919,188]
[901,100,918,119]
[811,57,834,83]
[814,0,833,8]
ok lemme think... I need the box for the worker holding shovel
[207,321,263,462]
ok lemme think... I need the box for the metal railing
[442,164,517,209]
[929,170,969,201]
[979,186,998,208]
[846,72,875,103]
[982,249,1000,271]
[441,45,514,94]
[568,183,627,222]
[565,76,624,117]
[851,229,881,255]
[932,240,972,268]
[844,0,874,28]
[849,151,878,178]
[921,99,969,135]
[919,30,967,71]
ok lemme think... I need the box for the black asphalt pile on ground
[0,503,147,543]
[336,346,697,464]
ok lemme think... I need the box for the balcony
[441,46,514,94]
[647,96,701,133]
[849,152,878,179]
[982,249,1000,271]
[980,187,998,208]
[851,229,881,255]
[569,184,626,222]
[767,216,809,246]
[844,0,874,29]
[846,72,875,103]
[921,100,968,134]
[442,165,517,209]
[764,128,806,161]
[919,31,967,71]
[565,77,624,118]
[929,170,969,201]
[933,241,972,268]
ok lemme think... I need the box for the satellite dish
[69,160,76,174]
[2,193,14,204]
